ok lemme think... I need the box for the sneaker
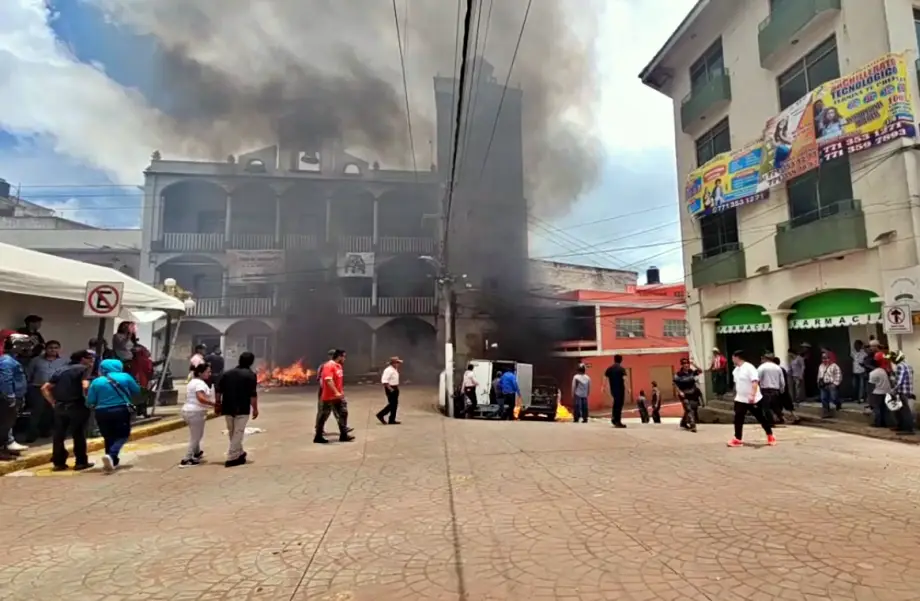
[101,455,114,473]
[388,421,402,425]
[726,438,743,447]
[7,441,28,452]
[376,415,387,425]
[613,423,627,429]
[766,434,777,446]
[339,434,356,442]
[194,450,204,459]
[224,456,246,468]
[73,462,95,471]
[690,426,698,433]
[179,458,201,468]
[313,436,329,444]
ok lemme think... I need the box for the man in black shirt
[674,358,702,433]
[603,354,629,428]
[204,347,225,386]
[215,351,260,468]
[41,350,95,471]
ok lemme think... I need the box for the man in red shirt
[315,349,354,444]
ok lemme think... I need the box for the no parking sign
[83,281,124,318]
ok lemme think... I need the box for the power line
[476,0,532,183]
[391,0,418,179]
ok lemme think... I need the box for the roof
[638,0,711,88]
[0,242,185,314]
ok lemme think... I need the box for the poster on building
[337,252,375,278]
[812,53,916,163]
[226,250,285,283]
[686,142,767,217]
[757,93,819,192]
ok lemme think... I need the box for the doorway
[649,365,675,401]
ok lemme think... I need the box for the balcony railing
[226,297,274,316]
[339,236,374,252]
[680,70,732,133]
[227,233,275,250]
[339,297,373,315]
[378,296,437,315]
[282,234,318,250]
[758,0,841,67]
[162,233,224,253]
[775,199,866,267]
[187,298,223,317]
[690,243,746,288]
[377,236,436,255]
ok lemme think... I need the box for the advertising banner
[687,52,917,218]
[337,252,375,277]
[686,143,767,217]
[227,250,285,283]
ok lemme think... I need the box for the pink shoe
[726,438,743,447]
[766,434,777,446]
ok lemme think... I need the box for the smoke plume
[88,0,602,215]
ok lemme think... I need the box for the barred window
[616,318,645,338]
[663,319,688,337]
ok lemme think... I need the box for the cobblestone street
[1,386,919,601]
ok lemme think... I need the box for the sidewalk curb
[0,413,219,476]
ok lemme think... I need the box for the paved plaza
[1,386,919,601]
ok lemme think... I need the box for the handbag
[105,375,137,415]
[884,392,903,412]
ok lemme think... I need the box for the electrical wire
[392,0,419,180]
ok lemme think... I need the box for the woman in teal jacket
[86,358,140,473]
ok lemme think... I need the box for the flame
[555,403,574,421]
[257,359,315,387]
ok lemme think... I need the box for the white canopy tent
[0,242,185,315]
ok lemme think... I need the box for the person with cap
[710,347,728,396]
[17,315,45,358]
[674,357,702,432]
[888,351,916,435]
[376,356,403,425]
[0,333,33,458]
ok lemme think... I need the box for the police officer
[674,358,702,433]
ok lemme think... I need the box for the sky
[0,0,696,282]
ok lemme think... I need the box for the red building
[550,282,689,415]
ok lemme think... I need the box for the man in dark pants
[25,339,66,442]
[315,349,354,443]
[377,356,403,424]
[604,354,628,428]
[498,368,520,420]
[674,358,701,432]
[41,350,95,471]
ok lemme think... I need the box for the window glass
[778,37,838,110]
[699,208,739,256]
[616,319,646,339]
[787,158,852,226]
[805,45,840,90]
[663,320,689,337]
[694,119,730,166]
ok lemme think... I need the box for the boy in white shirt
[376,357,402,425]
[728,350,776,448]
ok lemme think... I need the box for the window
[914,9,920,51]
[778,37,839,110]
[699,209,739,257]
[695,119,731,167]
[689,39,725,93]
[663,320,688,337]
[616,318,646,339]
[785,158,853,227]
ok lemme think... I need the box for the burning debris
[256,360,315,388]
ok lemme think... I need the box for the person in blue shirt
[86,358,141,472]
[0,333,32,459]
[498,369,521,421]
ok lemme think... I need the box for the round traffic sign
[87,284,121,316]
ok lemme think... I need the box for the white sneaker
[7,441,28,452]
[101,454,114,473]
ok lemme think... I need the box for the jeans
[0,397,19,450]
[573,395,588,422]
[869,393,889,427]
[792,376,805,404]
[895,399,915,433]
[733,401,773,440]
[499,393,515,420]
[27,386,52,440]
[224,414,249,460]
[819,385,840,413]
[95,405,132,464]
[181,409,208,460]
[852,372,868,402]
[377,387,400,423]
[52,403,91,467]
[679,392,699,430]
[611,392,625,425]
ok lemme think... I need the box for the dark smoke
[89,0,602,215]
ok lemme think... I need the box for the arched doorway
[376,317,438,382]
[714,304,771,391]
[225,319,277,368]
[785,288,882,399]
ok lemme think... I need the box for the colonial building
[640,0,920,399]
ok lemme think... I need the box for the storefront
[787,289,883,399]
[715,304,772,361]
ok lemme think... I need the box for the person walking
[772,356,800,424]
[498,367,521,421]
[851,340,868,405]
[25,339,66,442]
[727,350,776,448]
[376,357,403,425]
[461,364,479,410]
[86,358,140,473]
[674,358,701,433]
[0,333,32,458]
[650,381,662,424]
[603,354,629,428]
[214,351,259,467]
[42,350,95,471]
[571,363,590,423]
[888,351,916,435]
[315,349,354,443]
[179,362,215,467]
[757,352,786,425]
[818,351,843,418]
[866,355,891,428]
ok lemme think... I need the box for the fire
[555,404,574,421]
[257,359,315,387]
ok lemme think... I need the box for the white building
[640,0,920,397]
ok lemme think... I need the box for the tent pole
[151,316,183,417]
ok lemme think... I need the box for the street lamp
[163,277,177,288]
[183,298,197,313]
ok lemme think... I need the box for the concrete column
[700,318,718,360]
[274,194,282,244]
[371,273,378,308]
[594,305,602,351]
[224,193,232,241]
[219,333,227,352]
[370,329,378,367]
[325,196,332,243]
[766,310,794,365]
[372,198,379,245]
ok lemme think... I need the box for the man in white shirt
[461,364,479,416]
[757,352,785,425]
[728,350,776,448]
[376,356,403,425]
[851,340,868,404]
